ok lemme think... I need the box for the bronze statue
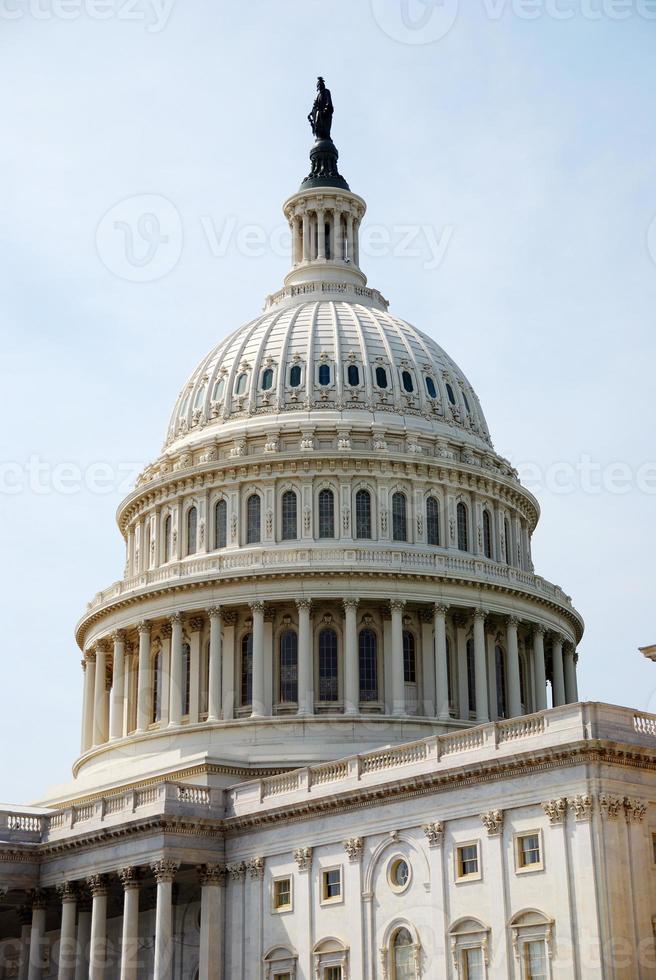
[308,77,334,141]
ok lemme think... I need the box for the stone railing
[225,703,656,818]
[81,545,577,621]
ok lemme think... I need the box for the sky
[1,0,655,803]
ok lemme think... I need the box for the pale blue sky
[1,1,654,802]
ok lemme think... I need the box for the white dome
[165,296,492,454]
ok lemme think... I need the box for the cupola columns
[283,187,367,289]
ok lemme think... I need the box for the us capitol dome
[72,89,584,798]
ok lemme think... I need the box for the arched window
[347,364,360,387]
[186,506,197,556]
[214,499,227,550]
[426,496,440,546]
[504,517,512,566]
[392,492,407,542]
[495,645,507,719]
[457,502,468,551]
[241,633,253,707]
[463,391,471,413]
[211,377,225,402]
[281,490,297,541]
[182,642,191,716]
[246,494,261,544]
[261,367,274,391]
[318,489,335,539]
[355,489,372,539]
[152,649,162,723]
[466,638,476,716]
[483,509,492,559]
[425,375,437,399]
[376,366,388,388]
[391,927,415,980]
[164,514,172,562]
[193,385,206,411]
[446,382,456,405]
[401,370,414,393]
[235,372,248,396]
[358,629,378,702]
[318,628,338,702]
[279,630,298,704]
[318,363,331,386]
[289,364,302,388]
[403,631,416,684]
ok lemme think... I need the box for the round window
[388,857,410,892]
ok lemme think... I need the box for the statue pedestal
[302,138,350,191]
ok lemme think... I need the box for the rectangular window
[321,867,342,903]
[274,974,292,980]
[456,842,480,880]
[463,947,484,980]
[272,876,292,912]
[324,968,342,980]
[516,832,542,871]
[525,940,547,980]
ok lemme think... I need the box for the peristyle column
[316,208,326,259]
[81,653,95,753]
[118,867,140,980]
[207,607,222,722]
[250,601,265,717]
[56,883,77,980]
[552,633,566,707]
[27,891,47,980]
[93,642,109,746]
[533,625,547,711]
[434,604,450,720]
[564,644,578,704]
[110,630,126,740]
[343,598,359,715]
[296,599,313,716]
[87,875,108,980]
[152,861,179,980]
[506,616,522,718]
[198,865,225,980]
[168,613,183,727]
[390,600,406,716]
[135,621,152,733]
[473,610,489,723]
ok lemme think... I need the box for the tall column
[152,861,179,980]
[250,601,265,717]
[564,644,578,704]
[136,621,152,733]
[56,883,77,980]
[81,653,96,753]
[198,865,225,980]
[87,876,108,980]
[73,897,91,980]
[207,608,222,722]
[346,214,354,261]
[118,868,140,980]
[533,626,547,711]
[27,892,47,980]
[316,208,326,259]
[552,633,566,707]
[302,212,310,262]
[332,207,342,259]
[92,643,108,746]
[473,610,489,723]
[189,617,203,723]
[221,611,237,720]
[343,598,359,715]
[420,609,436,717]
[110,631,126,740]
[296,599,313,715]
[506,616,522,718]
[434,604,450,720]
[390,600,406,716]
[168,614,183,727]
[17,907,31,980]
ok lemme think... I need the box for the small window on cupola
[193,386,206,410]
[446,382,456,405]
[289,364,302,388]
[462,390,471,413]
[347,364,360,387]
[318,363,331,386]
[212,378,225,401]
[402,370,414,393]
[261,368,274,391]
[425,376,437,399]
[375,366,388,389]
[235,373,248,395]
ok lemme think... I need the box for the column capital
[221,609,238,626]
[474,608,488,622]
[296,598,312,612]
[118,867,140,890]
[533,623,547,636]
[293,847,313,872]
[85,649,96,664]
[563,641,576,656]
[226,862,247,881]
[111,629,126,644]
[550,631,564,646]
[247,857,264,880]
[389,599,406,614]
[96,638,111,654]
[56,881,78,904]
[343,597,359,612]
[81,659,87,671]
[137,620,151,637]
[169,613,183,628]
[249,600,265,615]
[507,615,520,629]
[161,623,172,640]
[189,616,204,633]
[28,889,47,911]
[86,874,108,898]
[433,602,449,617]
[197,863,226,887]
[207,606,222,619]
[151,860,179,884]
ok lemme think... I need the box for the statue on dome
[308,77,334,141]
